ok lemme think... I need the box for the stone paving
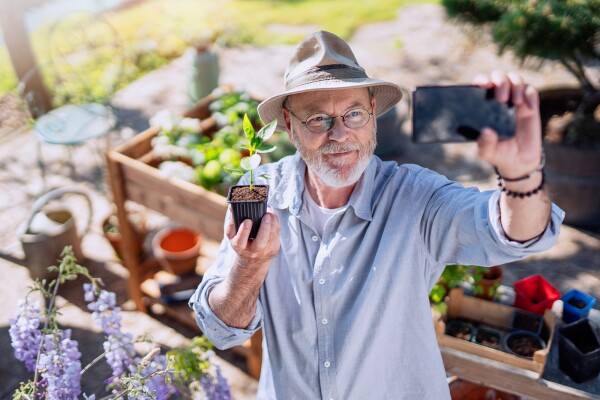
[1,4,599,398]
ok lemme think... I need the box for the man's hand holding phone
[412,71,543,180]
[472,71,543,181]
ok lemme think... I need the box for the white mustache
[320,142,361,155]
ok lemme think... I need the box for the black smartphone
[411,85,516,143]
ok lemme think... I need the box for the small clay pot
[152,226,202,276]
[504,330,546,359]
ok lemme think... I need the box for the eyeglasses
[285,107,373,133]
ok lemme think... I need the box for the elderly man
[190,31,563,399]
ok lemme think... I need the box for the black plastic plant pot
[445,319,475,341]
[471,326,503,350]
[558,318,600,383]
[511,310,544,336]
[227,185,269,239]
[503,330,546,359]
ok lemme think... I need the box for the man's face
[283,88,377,188]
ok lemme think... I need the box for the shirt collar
[271,153,377,221]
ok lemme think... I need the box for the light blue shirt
[189,153,564,400]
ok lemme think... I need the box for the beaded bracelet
[493,151,546,182]
[497,170,545,198]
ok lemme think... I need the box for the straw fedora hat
[257,30,403,131]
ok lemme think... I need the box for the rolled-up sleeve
[189,276,263,349]
[188,223,263,349]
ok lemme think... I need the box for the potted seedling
[226,114,277,239]
[471,265,503,301]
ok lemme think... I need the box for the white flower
[178,117,201,132]
[150,110,178,132]
[158,161,196,182]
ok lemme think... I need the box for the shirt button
[319,278,325,285]
[321,318,328,325]
[311,235,318,241]
[324,361,331,368]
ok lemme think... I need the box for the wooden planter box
[106,91,263,379]
[435,287,555,374]
[107,93,229,242]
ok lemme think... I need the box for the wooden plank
[441,347,591,400]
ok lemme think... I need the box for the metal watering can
[18,187,92,280]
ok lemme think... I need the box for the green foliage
[429,264,470,303]
[471,266,501,300]
[167,336,214,389]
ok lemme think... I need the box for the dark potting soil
[230,186,268,202]
[513,313,542,333]
[568,298,588,309]
[475,330,500,348]
[447,322,472,340]
[508,335,543,358]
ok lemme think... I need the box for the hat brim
[257,78,403,132]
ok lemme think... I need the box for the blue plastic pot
[561,288,597,324]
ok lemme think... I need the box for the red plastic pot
[152,227,202,276]
[513,274,561,315]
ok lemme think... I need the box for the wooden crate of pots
[107,89,281,242]
[434,287,556,373]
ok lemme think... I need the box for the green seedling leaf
[260,173,271,180]
[243,114,255,142]
[224,166,244,175]
[257,119,277,142]
[241,154,261,171]
[257,143,277,153]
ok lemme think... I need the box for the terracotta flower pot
[152,227,202,276]
[102,211,147,260]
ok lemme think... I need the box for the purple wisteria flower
[84,283,136,377]
[200,364,231,400]
[9,299,43,372]
[38,329,82,399]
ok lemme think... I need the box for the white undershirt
[302,189,344,237]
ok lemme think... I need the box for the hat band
[285,64,369,90]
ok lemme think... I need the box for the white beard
[291,126,376,188]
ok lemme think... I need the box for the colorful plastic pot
[561,288,597,324]
[513,274,561,315]
[152,227,202,276]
